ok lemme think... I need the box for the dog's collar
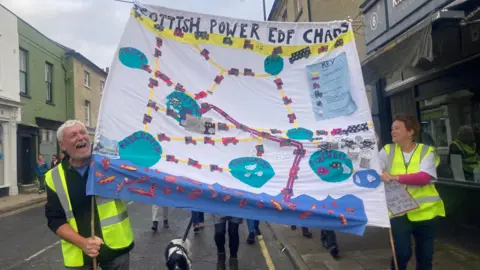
[170,243,192,266]
[171,243,189,255]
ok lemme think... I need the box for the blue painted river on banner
[119,131,162,167]
[264,55,284,76]
[229,157,275,188]
[309,150,353,182]
[118,47,148,70]
[286,127,314,140]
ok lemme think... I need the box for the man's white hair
[57,120,87,142]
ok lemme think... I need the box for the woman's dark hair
[394,115,420,138]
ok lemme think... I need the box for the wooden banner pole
[389,228,399,270]
[91,196,98,270]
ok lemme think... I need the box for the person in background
[151,205,169,231]
[60,152,65,161]
[213,215,241,270]
[291,225,339,257]
[321,230,339,258]
[45,120,134,269]
[36,155,49,194]
[290,225,312,238]
[449,125,480,181]
[246,219,261,244]
[380,115,445,270]
[192,211,205,232]
[51,154,60,168]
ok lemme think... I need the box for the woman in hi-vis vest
[379,115,445,270]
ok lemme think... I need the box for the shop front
[361,0,480,230]
[0,104,20,196]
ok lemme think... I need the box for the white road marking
[5,241,61,270]
[128,201,134,205]
[25,241,60,261]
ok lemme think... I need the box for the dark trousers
[246,219,259,233]
[66,252,129,269]
[192,211,204,225]
[390,216,436,270]
[38,175,46,190]
[214,221,240,258]
[321,230,337,247]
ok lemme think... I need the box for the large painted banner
[87,2,390,235]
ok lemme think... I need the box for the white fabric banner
[88,2,390,235]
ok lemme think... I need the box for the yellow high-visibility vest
[45,164,134,267]
[384,143,446,221]
[452,140,480,175]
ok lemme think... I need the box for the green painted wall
[18,19,68,125]
[64,56,76,120]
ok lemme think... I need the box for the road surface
[0,201,295,270]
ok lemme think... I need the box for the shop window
[47,130,54,142]
[420,106,451,150]
[40,129,47,143]
[419,90,480,184]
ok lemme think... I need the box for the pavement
[0,198,295,270]
[268,223,480,270]
[1,194,479,270]
[0,193,46,216]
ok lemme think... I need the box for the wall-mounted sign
[387,0,432,28]
[362,0,454,53]
[363,0,388,44]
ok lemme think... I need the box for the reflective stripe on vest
[385,143,445,221]
[46,166,83,267]
[100,211,129,227]
[51,167,74,220]
[45,164,134,267]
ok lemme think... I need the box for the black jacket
[45,158,134,266]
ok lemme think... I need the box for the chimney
[105,67,109,74]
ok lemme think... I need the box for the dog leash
[181,217,193,243]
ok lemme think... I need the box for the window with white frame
[19,48,28,95]
[84,70,90,88]
[296,0,303,14]
[84,100,91,126]
[282,10,288,21]
[45,62,53,102]
[47,130,54,142]
[100,81,105,95]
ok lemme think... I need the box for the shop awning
[361,9,465,85]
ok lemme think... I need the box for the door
[19,136,33,185]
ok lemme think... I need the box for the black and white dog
[165,238,193,270]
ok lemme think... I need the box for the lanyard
[401,144,418,174]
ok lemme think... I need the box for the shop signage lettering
[392,0,406,8]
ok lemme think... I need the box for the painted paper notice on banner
[306,52,357,121]
[384,181,419,216]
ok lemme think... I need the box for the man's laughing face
[60,124,91,161]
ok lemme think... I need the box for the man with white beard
[45,120,134,269]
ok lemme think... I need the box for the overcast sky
[1,0,275,69]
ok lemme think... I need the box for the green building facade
[16,19,69,184]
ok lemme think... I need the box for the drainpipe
[61,55,69,122]
[307,0,312,22]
